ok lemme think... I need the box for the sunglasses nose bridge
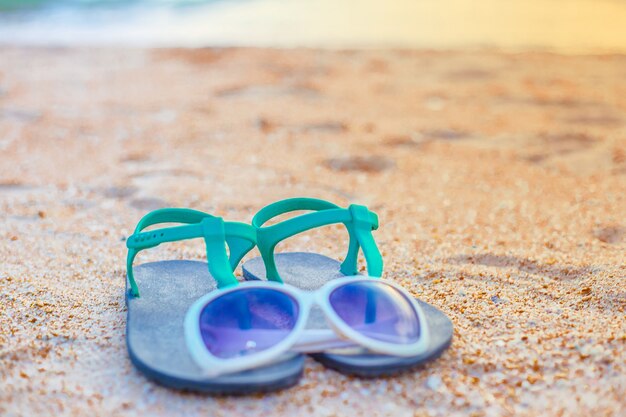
[309,291,354,340]
[311,290,325,307]
[297,292,325,323]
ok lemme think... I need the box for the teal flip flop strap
[252,197,383,282]
[126,208,256,297]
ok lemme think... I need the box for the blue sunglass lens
[199,288,299,359]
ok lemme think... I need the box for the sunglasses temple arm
[291,329,359,352]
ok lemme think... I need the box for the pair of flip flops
[125,198,453,394]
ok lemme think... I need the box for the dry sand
[0,47,624,417]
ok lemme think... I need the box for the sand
[0,47,624,417]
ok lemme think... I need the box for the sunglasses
[184,277,430,377]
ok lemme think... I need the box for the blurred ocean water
[0,0,215,10]
[1,0,626,52]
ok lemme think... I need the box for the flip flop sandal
[125,208,304,394]
[241,198,453,377]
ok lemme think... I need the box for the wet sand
[0,47,624,416]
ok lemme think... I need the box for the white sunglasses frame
[184,276,430,377]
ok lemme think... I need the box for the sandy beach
[0,47,625,416]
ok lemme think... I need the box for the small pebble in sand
[426,375,443,391]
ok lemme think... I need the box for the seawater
[1,0,626,53]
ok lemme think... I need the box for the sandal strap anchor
[252,197,383,283]
[126,208,256,297]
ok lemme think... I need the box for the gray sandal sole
[126,260,304,394]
